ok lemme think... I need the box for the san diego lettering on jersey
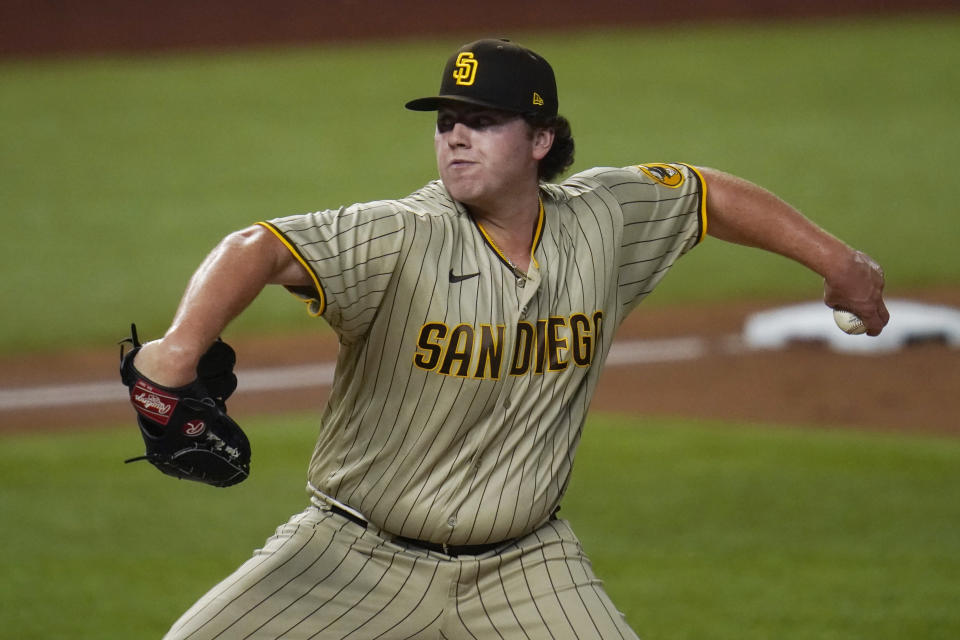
[413,311,604,379]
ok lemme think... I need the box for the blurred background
[1,0,959,352]
[1,2,959,639]
[4,0,955,57]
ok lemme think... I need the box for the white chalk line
[0,335,745,412]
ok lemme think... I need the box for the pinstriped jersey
[259,162,706,545]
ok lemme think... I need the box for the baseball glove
[119,324,250,487]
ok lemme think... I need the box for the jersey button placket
[516,266,540,312]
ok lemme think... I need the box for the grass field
[1,413,958,639]
[1,16,959,353]
[2,15,959,640]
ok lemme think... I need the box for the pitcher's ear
[532,128,555,160]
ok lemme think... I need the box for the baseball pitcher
[123,39,888,639]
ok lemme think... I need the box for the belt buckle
[441,542,451,556]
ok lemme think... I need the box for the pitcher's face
[434,104,551,210]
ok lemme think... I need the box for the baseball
[833,309,867,335]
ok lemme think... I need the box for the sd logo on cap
[406,39,558,117]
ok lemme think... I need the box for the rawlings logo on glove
[119,324,251,487]
[183,420,206,436]
[131,381,178,424]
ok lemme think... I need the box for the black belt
[327,504,509,557]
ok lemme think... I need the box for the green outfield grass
[1,412,958,639]
[1,16,959,354]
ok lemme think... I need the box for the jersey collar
[470,198,544,274]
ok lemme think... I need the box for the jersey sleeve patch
[634,162,708,245]
[636,163,685,188]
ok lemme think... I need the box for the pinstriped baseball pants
[164,505,640,639]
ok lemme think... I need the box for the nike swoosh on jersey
[449,270,480,283]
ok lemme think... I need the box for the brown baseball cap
[405,39,558,117]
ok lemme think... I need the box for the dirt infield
[2,288,958,437]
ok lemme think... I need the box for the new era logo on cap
[406,39,558,117]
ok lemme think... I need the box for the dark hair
[523,114,575,182]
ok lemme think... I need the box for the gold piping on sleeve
[255,221,326,317]
[678,163,708,244]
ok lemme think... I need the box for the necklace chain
[472,219,532,284]
[505,258,529,288]
[506,258,528,280]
